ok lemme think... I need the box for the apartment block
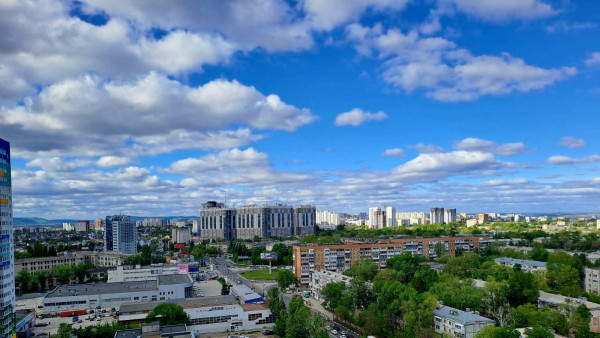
[433,305,494,338]
[200,202,315,241]
[293,236,489,286]
[0,138,15,337]
[585,267,600,295]
[74,220,90,232]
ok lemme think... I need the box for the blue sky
[1,0,600,218]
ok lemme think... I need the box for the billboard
[260,252,278,261]
[177,263,189,274]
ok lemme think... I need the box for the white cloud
[96,156,131,168]
[546,21,596,33]
[334,108,388,126]
[406,143,447,154]
[446,0,558,22]
[380,148,405,158]
[453,137,530,156]
[548,155,600,165]
[303,0,409,30]
[557,136,586,148]
[585,52,600,66]
[347,24,576,101]
[1,73,315,158]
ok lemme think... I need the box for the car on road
[331,329,338,335]
[262,329,274,335]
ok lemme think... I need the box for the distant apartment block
[74,220,90,232]
[396,211,427,225]
[143,218,168,227]
[478,213,489,224]
[444,208,457,224]
[105,215,137,254]
[293,236,490,286]
[385,206,396,228]
[94,219,103,230]
[316,210,341,229]
[310,270,352,301]
[433,304,495,338]
[430,207,444,224]
[493,257,547,273]
[200,201,315,241]
[172,227,191,244]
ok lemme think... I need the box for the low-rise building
[230,284,264,304]
[310,270,352,301]
[493,257,547,273]
[538,290,600,332]
[433,304,495,338]
[115,322,195,338]
[42,274,194,312]
[107,264,180,283]
[77,251,130,267]
[16,254,84,274]
[118,295,274,335]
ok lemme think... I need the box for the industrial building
[118,295,274,334]
[107,263,199,283]
[199,201,316,241]
[115,322,195,338]
[293,236,489,286]
[42,274,194,312]
[230,284,264,304]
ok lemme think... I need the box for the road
[211,256,359,338]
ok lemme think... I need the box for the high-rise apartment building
[0,138,15,336]
[478,213,489,224]
[105,215,137,254]
[396,212,427,225]
[94,219,104,230]
[200,202,315,241]
[430,207,444,224]
[75,220,90,232]
[444,208,457,224]
[385,206,396,227]
[368,207,380,228]
[316,211,341,228]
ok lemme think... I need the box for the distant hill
[13,216,198,227]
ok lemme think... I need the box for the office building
[118,295,274,334]
[316,210,341,229]
[478,213,489,224]
[0,138,15,337]
[74,220,90,232]
[43,274,194,312]
[433,304,495,337]
[293,236,489,286]
[105,215,137,254]
[444,208,457,224]
[106,264,199,283]
[172,227,191,245]
[430,207,444,224]
[493,257,547,273]
[385,206,396,228]
[200,201,315,241]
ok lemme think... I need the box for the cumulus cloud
[557,136,586,148]
[346,24,576,101]
[406,143,447,154]
[380,148,406,158]
[585,52,600,66]
[548,155,600,165]
[445,0,558,22]
[334,108,388,126]
[302,0,409,30]
[96,156,131,168]
[546,21,596,34]
[1,73,315,158]
[453,137,530,156]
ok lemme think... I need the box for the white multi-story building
[368,207,380,228]
[62,222,74,231]
[444,208,457,224]
[316,211,342,229]
[172,227,191,244]
[43,274,194,312]
[585,267,600,295]
[396,212,427,225]
[310,270,352,301]
[0,138,15,336]
[385,206,396,228]
[105,215,137,254]
[433,305,495,338]
[430,207,444,224]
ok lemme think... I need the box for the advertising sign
[260,252,278,261]
[177,263,189,274]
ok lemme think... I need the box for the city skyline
[2,1,600,219]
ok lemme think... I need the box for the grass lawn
[234,261,251,268]
[240,269,279,280]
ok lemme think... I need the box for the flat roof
[46,281,157,299]
[158,274,192,285]
[115,324,190,338]
[119,295,238,313]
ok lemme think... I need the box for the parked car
[262,329,274,335]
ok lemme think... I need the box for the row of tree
[267,287,328,338]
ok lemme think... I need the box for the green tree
[321,282,347,311]
[73,263,93,283]
[146,303,190,326]
[285,296,312,338]
[33,271,49,291]
[511,304,539,328]
[52,323,72,338]
[17,270,32,293]
[474,325,520,338]
[354,255,379,281]
[526,326,554,338]
[444,253,481,279]
[411,265,438,292]
[53,265,73,284]
[277,269,297,289]
[529,246,549,262]
[507,265,539,307]
[430,275,484,311]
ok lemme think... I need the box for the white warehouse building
[43,274,194,312]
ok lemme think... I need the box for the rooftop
[119,295,238,314]
[158,274,193,285]
[493,257,547,268]
[538,291,600,311]
[46,281,157,298]
[115,323,191,338]
[433,306,495,326]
